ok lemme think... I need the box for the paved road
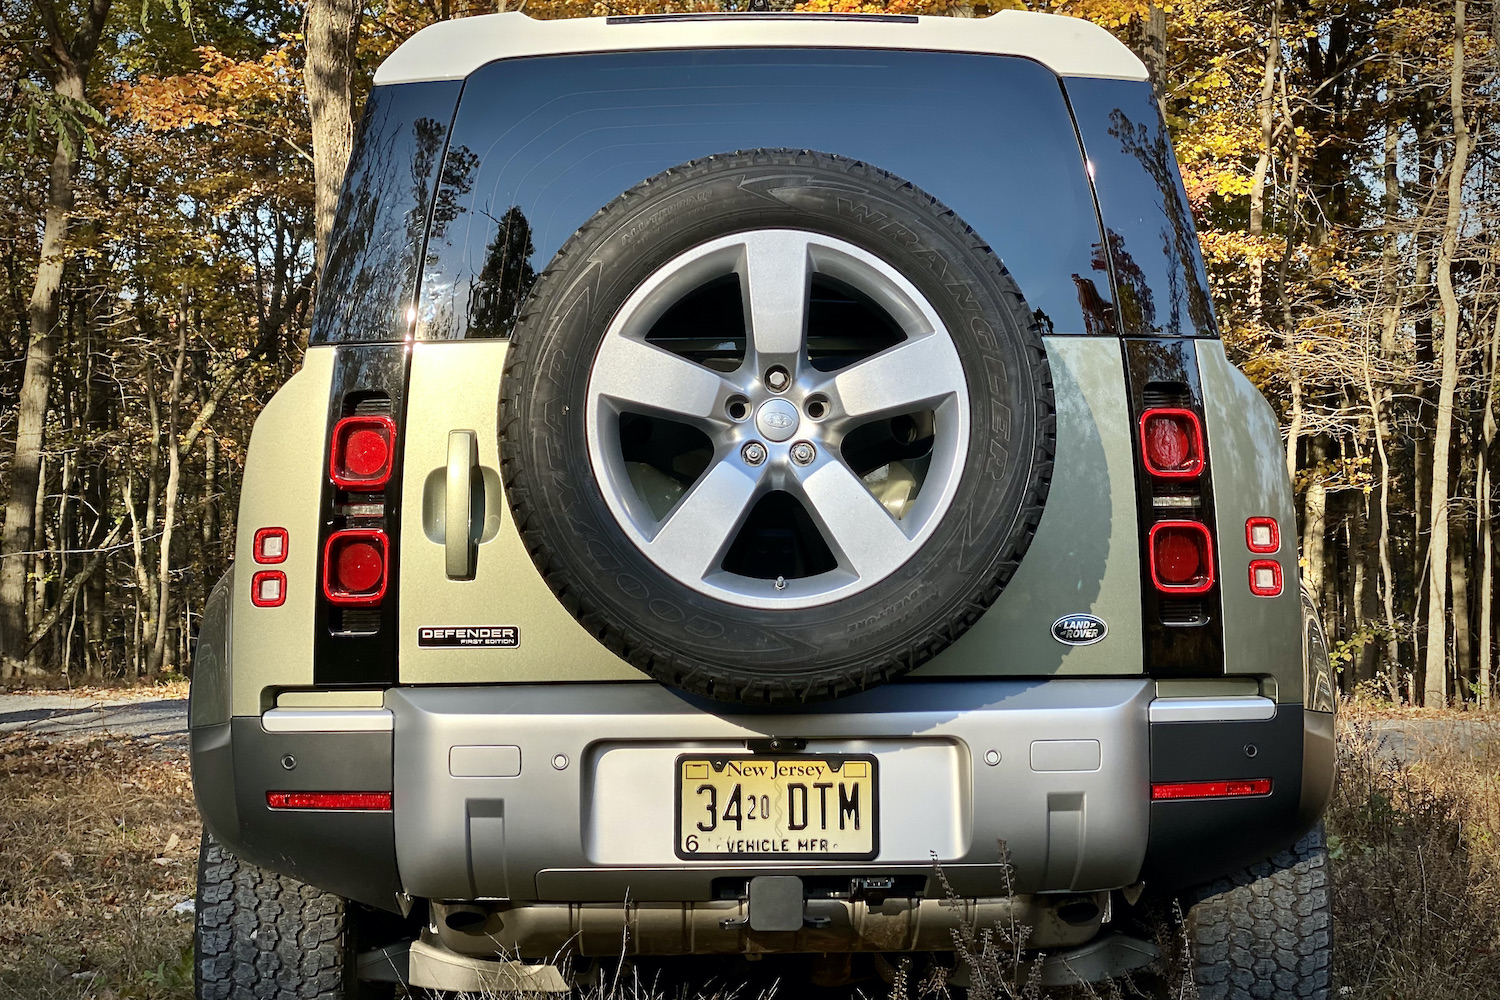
[0,690,187,747]
[1357,715,1500,764]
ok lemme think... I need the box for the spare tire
[500,149,1053,704]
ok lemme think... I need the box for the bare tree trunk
[0,0,111,680]
[1303,435,1329,605]
[203,430,218,551]
[1454,509,1472,699]
[1248,0,1280,320]
[1376,119,1403,676]
[304,0,363,269]
[1423,0,1469,708]
[1481,307,1499,708]
[148,309,188,676]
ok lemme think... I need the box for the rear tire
[1182,827,1333,999]
[195,830,386,999]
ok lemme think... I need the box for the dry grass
[1330,705,1500,998]
[0,735,200,1000]
[10,707,1500,999]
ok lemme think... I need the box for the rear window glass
[1066,77,1217,338]
[310,80,461,345]
[412,49,1112,341]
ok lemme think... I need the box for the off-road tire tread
[195,830,350,1000]
[501,148,1054,704]
[1183,827,1332,1000]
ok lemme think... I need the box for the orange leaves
[111,46,299,133]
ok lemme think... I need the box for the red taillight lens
[267,791,392,811]
[253,527,288,564]
[1246,516,1280,553]
[1249,559,1283,597]
[323,529,389,606]
[1151,778,1272,801]
[250,570,287,608]
[1149,521,1215,594]
[1139,408,1204,478]
[330,416,396,490]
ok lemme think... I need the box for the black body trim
[313,345,410,685]
[1143,709,1313,891]
[191,719,401,912]
[1122,338,1225,675]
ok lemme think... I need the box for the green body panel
[913,336,1142,677]
[229,349,335,717]
[397,340,642,683]
[1196,341,1303,703]
[395,335,1144,685]
[222,337,1296,700]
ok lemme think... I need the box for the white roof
[373,10,1148,86]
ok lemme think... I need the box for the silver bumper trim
[1148,696,1276,724]
[388,680,1155,901]
[261,708,394,732]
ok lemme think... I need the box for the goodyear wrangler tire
[501,149,1054,704]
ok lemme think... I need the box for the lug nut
[790,441,816,466]
[765,367,790,392]
[742,441,768,466]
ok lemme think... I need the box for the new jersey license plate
[675,755,878,860]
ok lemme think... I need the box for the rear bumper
[191,678,1333,914]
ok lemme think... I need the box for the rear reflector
[253,527,288,564]
[266,791,392,811]
[1139,408,1204,478]
[1245,516,1280,553]
[323,529,390,606]
[1152,778,1272,801]
[1249,559,1284,597]
[1148,521,1215,594]
[330,415,396,490]
[250,570,287,608]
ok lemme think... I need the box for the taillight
[1245,516,1279,553]
[1139,408,1204,478]
[253,527,288,564]
[1249,559,1283,597]
[329,415,396,490]
[267,791,392,811]
[250,570,287,608]
[1151,778,1271,801]
[1149,521,1215,594]
[323,529,389,606]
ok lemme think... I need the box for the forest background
[0,0,1492,705]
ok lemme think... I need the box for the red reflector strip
[266,791,392,811]
[1151,778,1272,801]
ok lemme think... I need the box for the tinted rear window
[411,49,1112,341]
[310,81,461,345]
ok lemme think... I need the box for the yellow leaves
[112,46,299,133]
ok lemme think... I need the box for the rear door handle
[446,430,479,579]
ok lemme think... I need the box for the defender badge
[1052,614,1107,646]
[419,626,520,648]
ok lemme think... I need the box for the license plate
[675,755,878,860]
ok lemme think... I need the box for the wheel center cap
[755,398,801,443]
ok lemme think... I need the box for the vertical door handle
[446,430,479,579]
